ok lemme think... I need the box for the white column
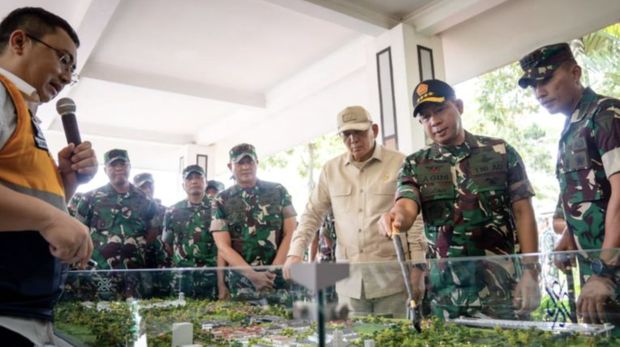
[178,144,216,179]
[365,23,446,155]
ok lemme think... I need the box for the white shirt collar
[0,67,40,101]
[0,67,41,115]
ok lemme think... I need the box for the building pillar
[178,144,215,179]
[366,23,446,155]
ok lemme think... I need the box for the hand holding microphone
[56,98,98,184]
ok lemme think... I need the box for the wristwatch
[591,259,620,283]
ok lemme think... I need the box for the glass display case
[52,248,620,346]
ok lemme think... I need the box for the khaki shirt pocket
[331,184,353,213]
[370,182,396,214]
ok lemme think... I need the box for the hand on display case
[513,266,541,316]
[248,270,276,291]
[282,255,301,280]
[578,274,618,324]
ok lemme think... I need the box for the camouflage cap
[206,180,225,192]
[337,106,372,133]
[412,79,456,117]
[133,172,154,187]
[518,43,575,88]
[229,143,257,163]
[104,149,129,165]
[182,164,205,179]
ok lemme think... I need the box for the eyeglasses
[26,33,79,85]
[339,129,369,140]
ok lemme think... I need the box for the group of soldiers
[8,6,619,346]
[63,43,620,325]
[64,142,307,304]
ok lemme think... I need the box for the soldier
[133,172,167,213]
[74,149,163,276]
[379,79,540,319]
[284,106,425,318]
[315,210,336,263]
[206,179,225,197]
[211,143,297,299]
[163,165,228,299]
[518,43,620,324]
[131,172,169,293]
[133,172,154,198]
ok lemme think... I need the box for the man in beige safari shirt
[284,105,425,318]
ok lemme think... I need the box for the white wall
[441,0,620,84]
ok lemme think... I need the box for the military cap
[104,149,129,165]
[206,180,225,192]
[229,143,257,163]
[412,79,456,117]
[182,164,205,179]
[337,106,373,133]
[133,172,154,187]
[518,43,575,88]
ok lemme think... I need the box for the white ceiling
[2,0,619,173]
[2,0,393,148]
[6,0,483,150]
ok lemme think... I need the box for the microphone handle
[61,113,82,145]
[61,113,88,183]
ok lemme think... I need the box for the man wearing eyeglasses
[284,106,426,318]
[0,7,97,346]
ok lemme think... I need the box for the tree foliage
[259,133,343,193]
[464,22,620,207]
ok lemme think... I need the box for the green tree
[259,132,343,193]
[463,62,558,205]
[462,22,620,209]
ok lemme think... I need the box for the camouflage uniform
[210,180,296,300]
[396,131,535,319]
[555,88,620,252]
[163,195,218,299]
[66,192,82,218]
[73,183,163,298]
[317,210,338,302]
[519,44,620,275]
[317,210,336,263]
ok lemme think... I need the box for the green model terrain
[54,299,618,347]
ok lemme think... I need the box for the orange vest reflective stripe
[0,74,65,206]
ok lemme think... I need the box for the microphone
[56,97,87,183]
[56,97,81,146]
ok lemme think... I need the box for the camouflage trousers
[428,257,518,320]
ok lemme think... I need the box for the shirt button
[360,189,364,193]
[358,228,362,232]
[358,208,362,212]
[360,249,364,253]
